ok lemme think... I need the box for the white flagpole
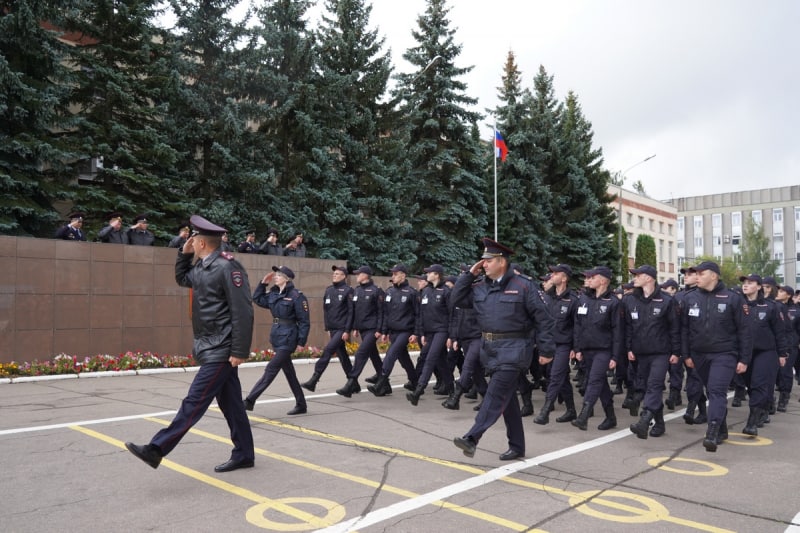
[493,122,498,241]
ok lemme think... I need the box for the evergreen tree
[739,217,780,278]
[162,0,259,237]
[559,91,619,271]
[490,52,553,273]
[0,1,79,236]
[312,0,414,268]
[396,0,487,271]
[634,233,656,269]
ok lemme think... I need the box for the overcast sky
[363,0,799,202]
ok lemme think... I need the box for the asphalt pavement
[2,360,800,533]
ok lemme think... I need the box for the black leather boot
[768,395,777,415]
[777,391,789,412]
[336,378,360,398]
[630,408,654,439]
[703,421,720,452]
[533,398,555,425]
[597,404,617,430]
[665,389,682,410]
[621,389,634,409]
[301,371,321,392]
[407,385,425,406]
[742,407,761,436]
[464,383,478,399]
[556,396,577,423]
[649,408,666,437]
[571,403,592,431]
[628,391,642,417]
[731,386,746,407]
[520,391,534,417]
[442,382,463,410]
[364,373,378,384]
[683,400,697,425]
[693,396,708,424]
[368,375,392,397]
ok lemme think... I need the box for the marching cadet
[676,267,708,425]
[451,239,554,461]
[368,264,420,397]
[624,265,681,439]
[407,264,453,405]
[245,265,310,415]
[336,266,385,397]
[534,264,579,425]
[681,261,752,452]
[774,285,799,410]
[739,274,789,436]
[302,265,354,392]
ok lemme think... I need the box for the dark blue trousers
[691,351,737,424]
[744,349,779,408]
[247,347,306,408]
[668,358,685,392]
[543,343,574,404]
[417,331,452,389]
[685,363,705,402]
[381,332,417,381]
[151,362,254,462]
[455,338,486,394]
[634,353,669,411]
[347,329,383,379]
[582,349,614,410]
[314,329,353,376]
[464,368,525,454]
[776,347,797,394]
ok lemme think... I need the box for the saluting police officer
[245,265,310,415]
[302,265,354,391]
[336,265,385,397]
[681,261,753,452]
[451,238,554,461]
[624,265,681,439]
[571,266,624,432]
[125,215,255,472]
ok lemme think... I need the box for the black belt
[273,318,295,325]
[482,331,527,341]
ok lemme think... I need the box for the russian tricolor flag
[494,129,508,162]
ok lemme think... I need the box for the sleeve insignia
[231,271,243,288]
[302,300,309,312]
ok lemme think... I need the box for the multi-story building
[610,185,679,283]
[665,185,800,285]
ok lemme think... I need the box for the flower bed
[0,340,420,378]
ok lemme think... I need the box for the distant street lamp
[617,154,656,282]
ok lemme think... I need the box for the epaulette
[221,251,235,260]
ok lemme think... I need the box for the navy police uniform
[451,239,555,460]
[336,266,385,397]
[125,215,255,472]
[681,261,752,451]
[247,265,310,414]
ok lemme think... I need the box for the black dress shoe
[453,436,476,457]
[286,405,307,415]
[125,442,162,469]
[499,449,523,461]
[243,398,255,411]
[214,458,254,473]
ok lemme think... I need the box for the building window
[694,215,703,230]
[712,213,722,228]
[668,223,673,236]
[659,239,664,261]
[677,217,684,232]
[626,212,633,226]
[694,237,703,247]
[732,212,742,227]
[649,219,655,231]
[752,209,762,226]
[668,241,673,262]
[773,208,783,236]
[659,221,664,234]
[638,216,644,228]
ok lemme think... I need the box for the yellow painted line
[70,424,342,529]
[242,413,735,533]
[146,417,539,532]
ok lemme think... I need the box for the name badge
[688,307,700,317]
[578,305,588,315]
[385,295,392,302]
[352,296,358,302]
[325,298,331,304]
[631,312,639,320]
[421,296,429,304]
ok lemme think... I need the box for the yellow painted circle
[647,457,728,476]
[246,497,346,531]
[723,432,773,446]
[569,489,670,523]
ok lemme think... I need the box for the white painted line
[317,425,639,533]
[785,511,800,532]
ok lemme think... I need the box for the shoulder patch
[302,299,309,312]
[231,271,243,288]
[221,251,235,260]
